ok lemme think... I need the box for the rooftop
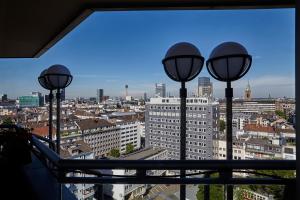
[244,124,275,133]
[115,147,166,160]
[60,140,92,158]
[76,118,115,130]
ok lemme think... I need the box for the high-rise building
[155,83,166,98]
[44,94,49,104]
[19,95,41,107]
[97,89,104,103]
[145,97,219,160]
[1,94,7,101]
[143,92,147,101]
[198,77,213,98]
[244,81,252,101]
[60,88,65,101]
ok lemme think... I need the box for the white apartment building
[212,136,246,160]
[102,148,168,200]
[137,121,145,138]
[76,119,120,158]
[145,97,219,160]
[219,100,276,114]
[115,119,141,154]
[61,140,95,200]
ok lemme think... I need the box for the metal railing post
[56,89,61,155]
[226,81,233,200]
[49,90,53,149]
[180,82,187,200]
[204,172,210,200]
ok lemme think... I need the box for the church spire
[244,81,251,101]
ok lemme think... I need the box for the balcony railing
[30,134,296,200]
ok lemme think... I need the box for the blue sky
[0,9,295,99]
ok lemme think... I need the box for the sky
[0,9,295,99]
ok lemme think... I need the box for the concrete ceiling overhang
[0,0,294,58]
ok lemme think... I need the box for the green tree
[197,173,224,200]
[126,143,134,154]
[235,170,295,200]
[219,120,226,132]
[275,110,286,119]
[1,117,14,125]
[109,148,120,158]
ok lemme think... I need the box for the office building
[19,92,43,108]
[145,97,219,160]
[111,116,141,154]
[76,119,120,158]
[97,89,104,103]
[1,94,7,101]
[103,148,168,200]
[61,88,65,101]
[219,99,276,114]
[155,83,166,98]
[198,77,213,98]
[44,94,49,104]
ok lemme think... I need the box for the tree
[219,120,226,132]
[275,110,286,119]
[109,148,120,158]
[196,173,224,200]
[126,143,134,154]
[1,117,14,125]
[235,170,295,200]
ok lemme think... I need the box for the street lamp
[162,42,204,200]
[44,64,73,154]
[206,42,252,200]
[38,69,54,147]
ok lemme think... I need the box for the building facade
[145,97,219,160]
[198,77,213,98]
[219,99,276,114]
[103,148,168,200]
[76,119,120,158]
[115,119,141,154]
[61,140,95,200]
[97,89,104,103]
[155,83,166,98]
[19,95,43,107]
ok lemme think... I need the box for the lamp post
[206,42,252,200]
[44,64,72,155]
[38,69,54,149]
[162,42,204,200]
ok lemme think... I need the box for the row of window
[150,105,208,110]
[149,125,207,132]
[84,132,119,141]
[149,140,207,147]
[149,118,208,126]
[121,133,137,138]
[121,130,137,134]
[149,111,207,118]
[149,130,209,138]
[120,125,138,130]
[121,137,138,143]
[150,134,207,140]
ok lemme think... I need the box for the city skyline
[0,9,295,98]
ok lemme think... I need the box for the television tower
[125,85,128,96]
